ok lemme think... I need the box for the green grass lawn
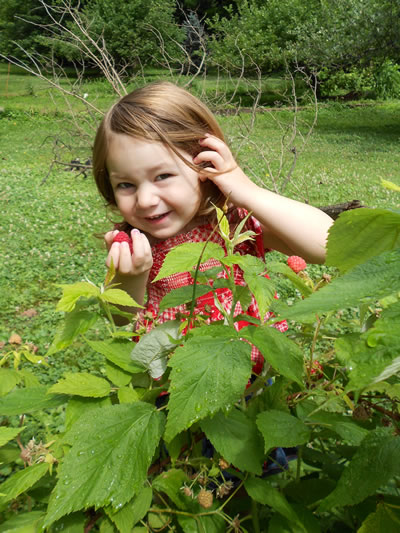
[1,64,399,387]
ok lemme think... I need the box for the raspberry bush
[1,202,400,532]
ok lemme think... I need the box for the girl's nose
[136,184,159,210]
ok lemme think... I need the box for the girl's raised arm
[194,136,333,264]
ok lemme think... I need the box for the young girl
[93,81,332,360]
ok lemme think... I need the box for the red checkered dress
[138,208,288,374]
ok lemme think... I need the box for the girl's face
[107,134,203,241]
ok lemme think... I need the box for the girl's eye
[155,173,172,181]
[117,182,135,191]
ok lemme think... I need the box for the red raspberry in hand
[287,255,307,273]
[112,231,133,254]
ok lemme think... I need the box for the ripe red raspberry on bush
[112,231,133,253]
[310,360,324,379]
[287,255,307,273]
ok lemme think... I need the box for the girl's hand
[104,229,153,276]
[193,135,257,208]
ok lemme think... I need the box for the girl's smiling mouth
[144,212,171,222]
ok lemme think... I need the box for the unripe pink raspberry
[287,255,307,273]
[112,231,133,254]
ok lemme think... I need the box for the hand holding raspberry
[112,231,133,254]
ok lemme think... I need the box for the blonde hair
[93,81,227,227]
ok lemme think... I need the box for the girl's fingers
[199,135,233,159]
[131,229,153,271]
[104,230,119,249]
[106,242,121,269]
[194,150,225,172]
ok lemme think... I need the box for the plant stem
[251,499,261,533]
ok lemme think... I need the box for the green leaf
[159,285,213,311]
[106,361,132,387]
[243,272,276,321]
[0,511,45,533]
[131,320,181,379]
[86,338,144,373]
[106,487,153,532]
[326,208,400,273]
[0,426,25,447]
[100,288,142,308]
[118,386,139,404]
[164,326,252,442]
[50,512,87,533]
[381,178,400,192]
[65,397,112,431]
[307,411,368,445]
[153,242,225,282]
[47,310,99,355]
[0,386,67,415]
[257,410,310,452]
[279,248,400,322]
[244,477,301,526]
[0,463,49,507]
[0,368,21,396]
[201,408,264,474]
[222,253,266,274]
[268,504,321,533]
[152,469,189,510]
[45,402,165,527]
[215,205,230,238]
[319,428,400,510]
[267,262,313,297]
[358,502,400,533]
[48,372,111,398]
[241,326,304,386]
[19,369,40,388]
[56,282,101,312]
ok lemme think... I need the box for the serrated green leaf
[65,396,112,431]
[159,284,213,311]
[86,338,144,373]
[222,253,266,274]
[100,288,142,308]
[0,368,21,396]
[241,325,304,386]
[152,469,189,510]
[164,325,252,442]
[245,477,301,526]
[0,463,49,507]
[326,208,400,273]
[280,248,400,322]
[201,408,264,474]
[0,426,26,447]
[319,428,400,510]
[45,402,165,527]
[0,386,67,415]
[153,242,225,282]
[269,504,321,533]
[48,372,111,398]
[105,361,132,387]
[243,272,275,321]
[257,410,310,452]
[0,511,45,533]
[47,310,99,355]
[56,282,101,312]
[307,411,368,445]
[131,320,181,379]
[358,502,400,533]
[118,386,139,404]
[106,487,153,532]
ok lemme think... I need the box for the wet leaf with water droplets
[44,402,164,527]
